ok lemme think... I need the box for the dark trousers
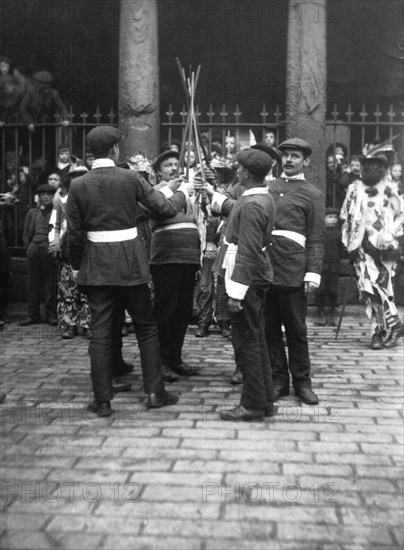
[196,256,215,328]
[26,243,57,320]
[231,283,274,410]
[316,272,339,309]
[85,284,165,402]
[265,286,311,391]
[151,263,198,367]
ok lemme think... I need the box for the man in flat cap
[66,126,191,417]
[20,183,58,327]
[209,149,276,421]
[149,149,201,382]
[341,153,403,349]
[264,138,325,405]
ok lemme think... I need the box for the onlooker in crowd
[265,138,325,405]
[49,168,91,339]
[19,70,70,132]
[84,150,95,171]
[337,155,362,190]
[161,139,181,153]
[315,207,343,326]
[325,154,344,208]
[341,154,404,349]
[56,144,72,175]
[195,201,221,338]
[66,126,189,417]
[20,183,58,326]
[149,150,201,382]
[264,128,276,148]
[19,70,70,162]
[0,55,23,125]
[209,149,276,421]
[389,162,403,194]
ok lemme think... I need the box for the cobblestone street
[1,304,403,550]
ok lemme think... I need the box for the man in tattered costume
[341,154,404,349]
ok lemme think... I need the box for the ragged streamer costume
[341,175,403,337]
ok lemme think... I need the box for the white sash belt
[272,229,306,248]
[87,227,138,243]
[153,222,198,234]
[223,237,266,252]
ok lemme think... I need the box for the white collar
[92,159,115,169]
[242,187,268,197]
[280,172,305,180]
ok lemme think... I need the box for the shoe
[121,325,129,337]
[221,326,231,339]
[112,379,132,393]
[326,317,336,327]
[230,367,243,385]
[62,326,77,339]
[195,326,208,338]
[114,361,135,377]
[383,323,404,349]
[82,327,92,339]
[87,401,113,417]
[169,361,200,376]
[147,390,179,408]
[315,311,327,326]
[162,364,180,383]
[296,387,319,405]
[370,329,384,350]
[273,384,290,401]
[47,317,58,327]
[264,402,275,418]
[220,405,264,422]
[19,317,40,326]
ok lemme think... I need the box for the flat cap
[237,148,273,177]
[32,70,54,84]
[37,183,57,194]
[325,207,340,216]
[0,56,11,65]
[363,153,389,168]
[251,143,281,163]
[278,138,312,156]
[152,150,180,171]
[86,126,123,155]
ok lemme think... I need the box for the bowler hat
[86,126,123,155]
[237,148,273,177]
[278,138,312,157]
[251,144,281,163]
[37,183,57,194]
[152,150,180,171]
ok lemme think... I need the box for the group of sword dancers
[61,125,403,421]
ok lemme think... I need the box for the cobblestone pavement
[1,303,403,550]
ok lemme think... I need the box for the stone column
[285,0,327,190]
[118,0,159,160]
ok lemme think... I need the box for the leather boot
[383,323,404,349]
[370,329,384,350]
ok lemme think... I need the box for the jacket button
[280,193,284,197]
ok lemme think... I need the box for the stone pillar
[286,0,327,191]
[119,0,159,160]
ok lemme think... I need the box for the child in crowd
[19,184,58,326]
[316,207,344,326]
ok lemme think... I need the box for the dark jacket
[66,166,186,286]
[22,206,53,249]
[266,177,326,287]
